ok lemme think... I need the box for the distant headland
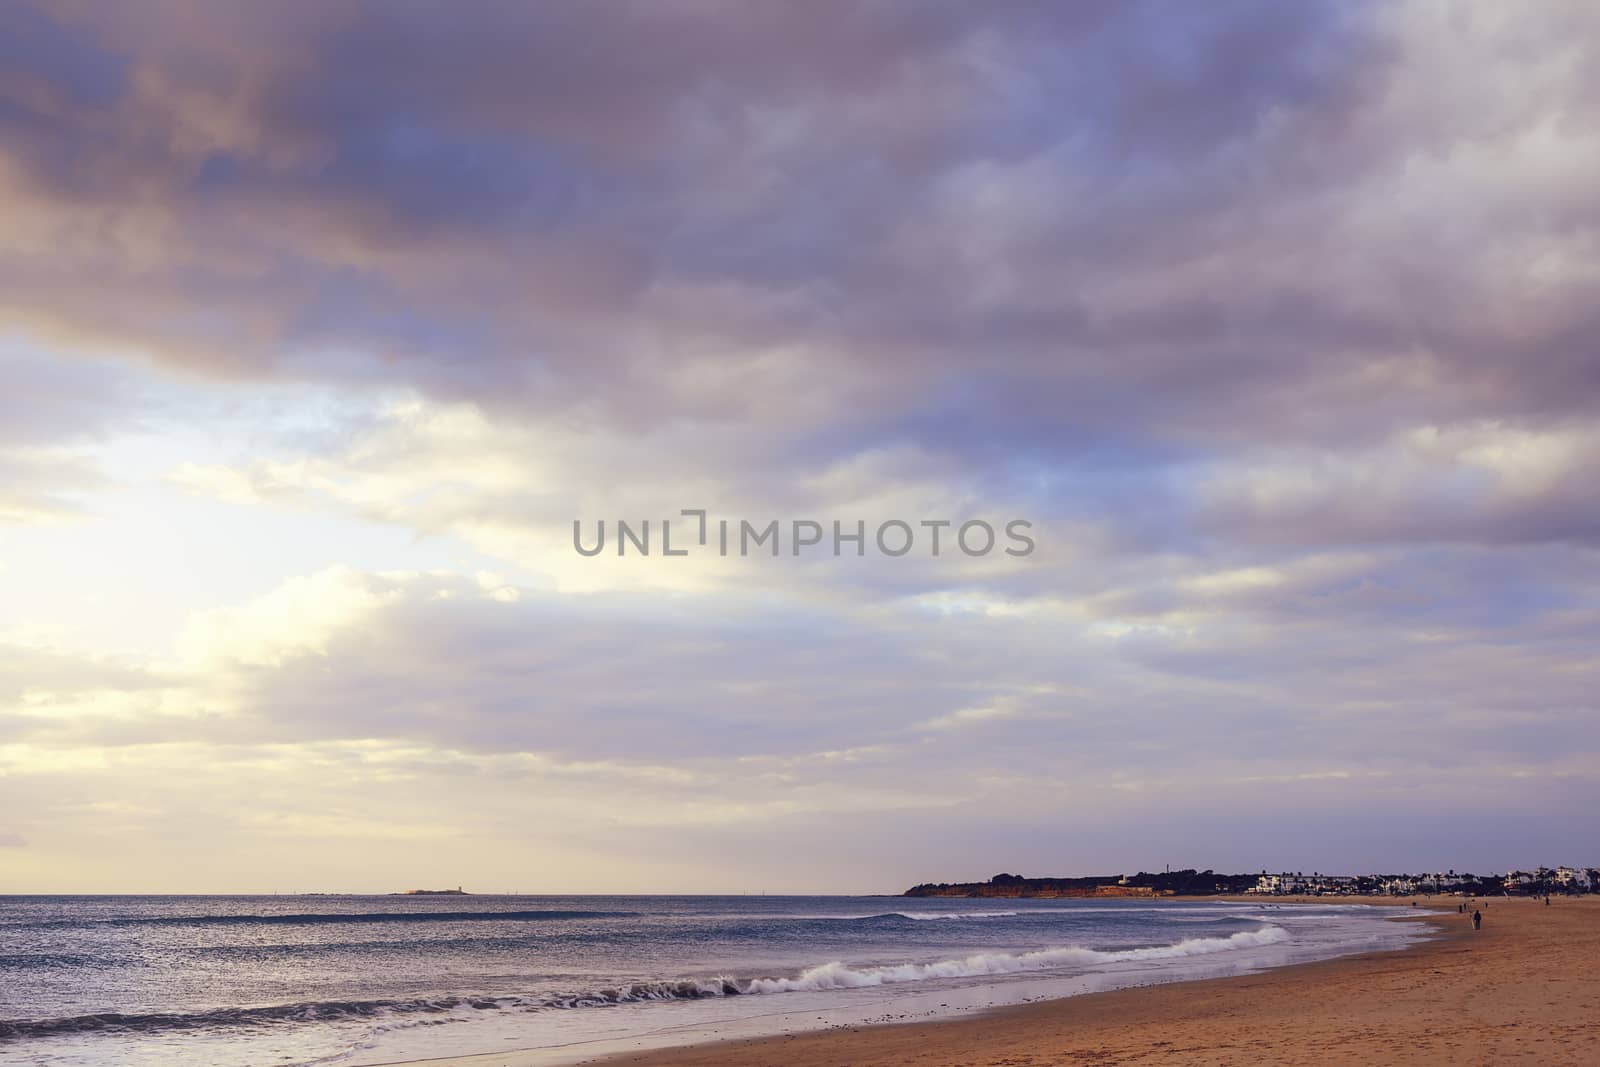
[906,866,1600,898]
[905,870,1253,898]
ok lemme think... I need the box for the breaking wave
[884,910,1020,921]
[0,926,1289,1041]
[745,925,1289,992]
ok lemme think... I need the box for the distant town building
[1504,871,1537,892]
[1249,872,1358,896]
[1241,864,1597,898]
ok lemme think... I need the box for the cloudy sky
[2,0,1597,893]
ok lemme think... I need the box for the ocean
[0,894,1424,1066]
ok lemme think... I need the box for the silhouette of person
[1472,909,1482,930]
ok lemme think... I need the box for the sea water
[0,895,1425,1065]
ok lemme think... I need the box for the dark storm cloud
[8,0,1592,544]
[0,0,1414,428]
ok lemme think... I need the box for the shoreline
[380,896,1580,1067]
[577,896,1596,1066]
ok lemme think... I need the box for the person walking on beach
[1472,909,1482,930]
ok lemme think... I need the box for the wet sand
[409,896,1600,1067]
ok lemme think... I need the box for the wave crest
[745,926,1289,992]
[886,910,1020,921]
[0,926,1289,1041]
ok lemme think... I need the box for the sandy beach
[405,897,1600,1067]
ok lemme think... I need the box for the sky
[1,0,1597,893]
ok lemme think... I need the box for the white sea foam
[743,926,1290,993]
[7,925,1296,1044]
[746,910,1022,922]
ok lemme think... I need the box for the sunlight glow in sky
[1,0,1598,892]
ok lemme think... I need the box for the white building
[1417,872,1471,892]
[1503,871,1537,892]
[1249,872,1311,895]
